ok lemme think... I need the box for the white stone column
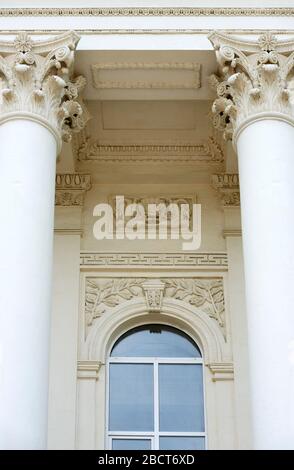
[210,31,294,449]
[0,32,86,449]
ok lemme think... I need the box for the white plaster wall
[48,184,252,449]
[81,183,226,252]
[226,236,252,449]
[48,234,81,449]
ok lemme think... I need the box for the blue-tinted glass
[112,439,151,450]
[109,363,154,431]
[159,364,205,432]
[111,325,201,357]
[159,437,205,450]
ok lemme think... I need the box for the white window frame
[106,355,206,450]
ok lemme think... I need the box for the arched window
[107,324,206,450]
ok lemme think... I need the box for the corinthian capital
[209,31,294,143]
[0,31,87,152]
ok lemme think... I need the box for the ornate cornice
[212,173,240,207]
[0,8,294,17]
[55,173,91,206]
[0,31,87,152]
[209,31,294,144]
[75,135,224,164]
[80,252,228,269]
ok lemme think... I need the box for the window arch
[107,324,206,450]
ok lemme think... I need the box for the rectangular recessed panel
[101,101,196,130]
[92,62,200,90]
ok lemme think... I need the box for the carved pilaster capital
[55,173,91,207]
[209,31,294,143]
[212,173,240,207]
[0,31,88,152]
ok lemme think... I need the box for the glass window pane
[159,437,205,450]
[109,363,154,431]
[159,364,205,432]
[112,439,152,450]
[111,325,201,358]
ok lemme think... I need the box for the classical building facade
[0,1,294,451]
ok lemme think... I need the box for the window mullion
[154,359,159,450]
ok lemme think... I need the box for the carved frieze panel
[109,195,196,234]
[211,173,240,207]
[80,252,228,268]
[85,277,225,333]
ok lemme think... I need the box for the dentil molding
[0,8,293,17]
[211,173,240,207]
[209,31,294,144]
[55,173,91,206]
[85,277,225,332]
[0,32,87,151]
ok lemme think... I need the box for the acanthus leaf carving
[209,31,294,143]
[0,31,88,149]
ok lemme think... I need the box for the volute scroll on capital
[209,31,294,144]
[0,31,88,153]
